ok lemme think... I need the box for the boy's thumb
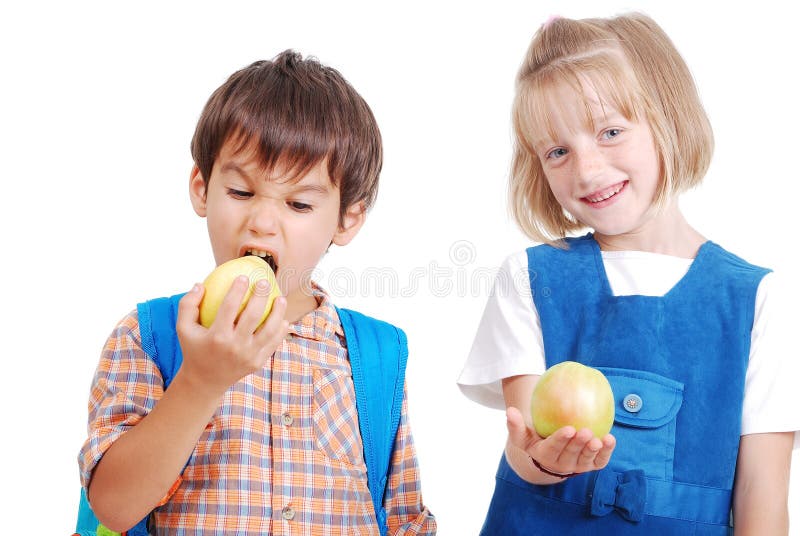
[177,283,204,324]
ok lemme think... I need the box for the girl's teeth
[588,184,623,203]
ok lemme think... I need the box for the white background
[1,1,798,534]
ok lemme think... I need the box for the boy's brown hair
[510,13,714,243]
[191,50,382,225]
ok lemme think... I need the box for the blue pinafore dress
[481,234,769,535]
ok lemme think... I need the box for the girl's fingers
[593,434,617,469]
[556,427,594,467]
[538,426,577,462]
[577,438,602,465]
[505,406,532,450]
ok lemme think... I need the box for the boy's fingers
[236,279,272,333]
[254,296,288,346]
[177,284,204,329]
[215,276,249,326]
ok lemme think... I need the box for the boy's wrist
[169,368,228,407]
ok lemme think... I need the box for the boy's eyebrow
[220,160,331,195]
[289,183,330,196]
[220,161,253,181]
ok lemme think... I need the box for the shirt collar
[288,282,344,341]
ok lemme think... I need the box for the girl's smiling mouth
[581,181,627,207]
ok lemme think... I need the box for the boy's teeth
[246,249,272,259]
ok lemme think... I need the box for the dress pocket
[598,367,684,480]
[312,367,363,466]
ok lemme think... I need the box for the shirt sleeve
[457,250,547,409]
[383,385,437,535]
[741,271,800,435]
[77,310,166,490]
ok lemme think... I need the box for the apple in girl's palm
[199,256,281,329]
[530,361,615,439]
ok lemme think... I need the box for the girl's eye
[602,128,622,140]
[227,188,253,199]
[289,201,312,212]
[546,147,568,160]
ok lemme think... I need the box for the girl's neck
[593,202,706,258]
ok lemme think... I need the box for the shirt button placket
[282,505,295,521]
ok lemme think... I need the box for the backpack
[75,293,408,536]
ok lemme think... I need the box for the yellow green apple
[199,256,281,329]
[530,361,615,439]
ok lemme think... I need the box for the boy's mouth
[244,248,278,274]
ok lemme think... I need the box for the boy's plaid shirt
[79,285,435,535]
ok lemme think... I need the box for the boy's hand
[175,276,289,398]
[506,406,615,477]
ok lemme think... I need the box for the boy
[78,51,436,535]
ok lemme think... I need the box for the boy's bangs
[518,50,643,153]
[226,106,337,185]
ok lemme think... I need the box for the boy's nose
[248,202,279,235]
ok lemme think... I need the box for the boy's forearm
[88,371,223,532]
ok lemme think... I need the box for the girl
[458,13,797,535]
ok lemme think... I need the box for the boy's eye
[227,188,253,199]
[545,147,568,160]
[289,201,313,212]
[601,128,622,140]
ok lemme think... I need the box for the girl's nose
[573,145,604,185]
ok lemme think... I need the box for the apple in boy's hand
[530,361,615,439]
[199,256,281,328]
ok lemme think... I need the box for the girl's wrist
[529,456,576,479]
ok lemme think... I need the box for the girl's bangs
[517,49,644,154]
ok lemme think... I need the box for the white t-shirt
[457,249,800,436]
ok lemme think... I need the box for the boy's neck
[284,286,321,323]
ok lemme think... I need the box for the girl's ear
[189,166,207,217]
[332,202,367,246]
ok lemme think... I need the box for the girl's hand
[506,406,616,477]
[174,277,289,398]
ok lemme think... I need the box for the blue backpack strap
[74,487,101,535]
[75,294,186,536]
[336,307,409,536]
[137,293,186,389]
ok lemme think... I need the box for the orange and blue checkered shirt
[79,285,436,535]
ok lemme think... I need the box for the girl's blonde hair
[510,13,713,243]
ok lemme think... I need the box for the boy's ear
[332,202,367,246]
[189,165,207,217]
